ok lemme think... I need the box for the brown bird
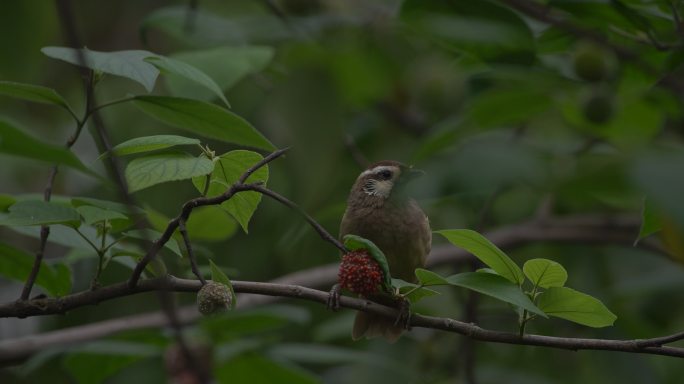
[339,160,431,342]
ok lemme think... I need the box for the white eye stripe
[359,165,397,178]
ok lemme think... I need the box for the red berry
[338,250,384,297]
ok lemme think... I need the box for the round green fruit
[573,43,614,83]
[583,92,614,124]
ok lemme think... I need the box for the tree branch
[127,148,290,288]
[178,218,206,285]
[2,276,683,362]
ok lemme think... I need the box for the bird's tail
[352,311,404,343]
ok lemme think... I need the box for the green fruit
[573,43,613,83]
[197,282,232,315]
[583,92,614,124]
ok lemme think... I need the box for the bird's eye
[378,170,392,180]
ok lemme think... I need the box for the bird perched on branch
[336,160,431,342]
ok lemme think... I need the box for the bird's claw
[393,296,412,330]
[326,284,341,311]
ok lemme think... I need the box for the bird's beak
[403,167,425,182]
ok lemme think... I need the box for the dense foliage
[1,1,684,383]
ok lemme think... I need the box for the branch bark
[2,276,683,363]
[0,213,673,363]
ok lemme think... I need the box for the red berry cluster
[338,249,384,297]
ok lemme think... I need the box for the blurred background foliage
[1,0,684,383]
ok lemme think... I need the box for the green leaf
[192,150,268,232]
[400,0,535,64]
[71,197,144,215]
[132,96,275,150]
[631,150,684,228]
[210,259,236,309]
[76,205,128,225]
[0,194,16,212]
[537,287,617,328]
[446,272,546,317]
[41,47,159,92]
[124,229,182,258]
[8,225,108,251]
[0,81,74,114]
[215,354,318,384]
[523,258,568,289]
[635,198,661,245]
[392,278,440,303]
[145,55,230,107]
[437,229,524,285]
[165,46,274,100]
[343,234,392,288]
[125,153,214,193]
[185,206,238,242]
[0,243,71,296]
[0,200,81,228]
[414,268,450,286]
[0,120,92,175]
[102,134,200,159]
[62,341,160,384]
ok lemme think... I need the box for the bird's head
[351,161,424,201]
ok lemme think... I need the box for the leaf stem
[85,96,136,120]
[73,228,100,253]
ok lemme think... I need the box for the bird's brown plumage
[340,162,431,342]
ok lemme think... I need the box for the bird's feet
[326,284,341,311]
[393,295,412,330]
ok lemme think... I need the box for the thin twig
[239,184,348,253]
[672,1,683,37]
[53,1,208,382]
[237,147,290,184]
[128,148,290,288]
[19,71,93,300]
[178,218,206,285]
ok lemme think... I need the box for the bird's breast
[340,200,431,283]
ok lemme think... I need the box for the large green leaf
[401,0,535,64]
[437,229,524,284]
[186,206,238,242]
[414,268,449,286]
[75,205,127,225]
[102,135,200,158]
[8,225,107,251]
[41,47,159,92]
[0,200,81,228]
[635,198,661,245]
[125,152,214,193]
[523,258,568,289]
[145,55,230,106]
[0,243,72,296]
[62,341,161,384]
[71,197,144,215]
[192,150,268,232]
[0,81,74,114]
[215,354,318,384]
[0,120,92,174]
[165,46,274,101]
[631,150,684,228]
[446,272,546,317]
[537,287,617,328]
[343,234,392,288]
[123,229,182,258]
[132,96,275,150]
